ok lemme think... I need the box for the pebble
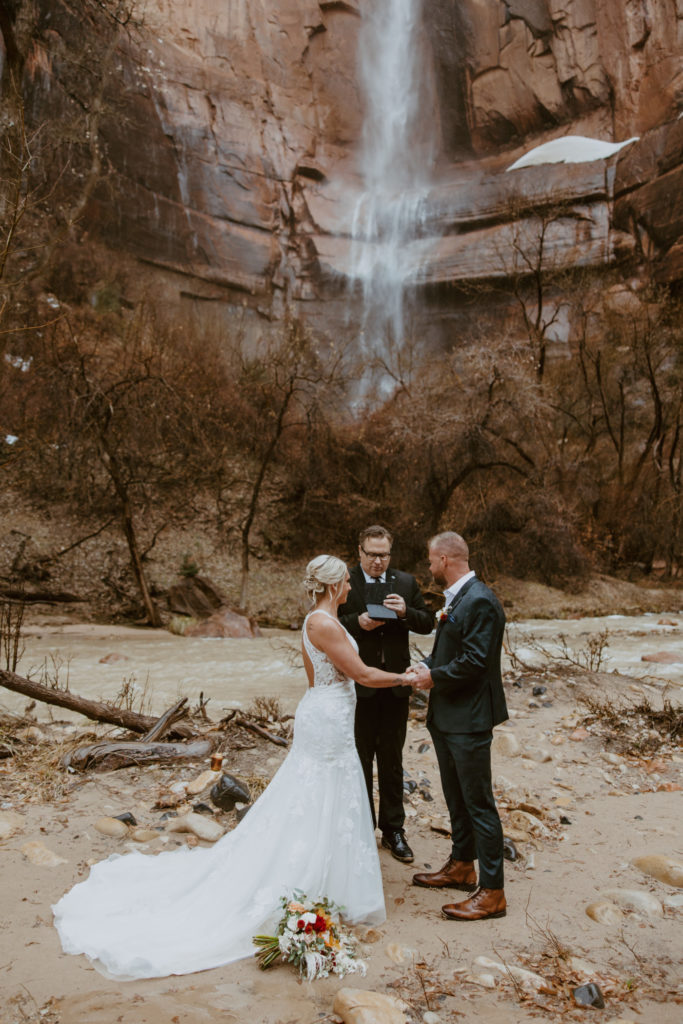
[385,942,416,965]
[468,972,496,988]
[130,828,159,843]
[631,854,683,888]
[15,726,45,743]
[569,727,590,741]
[491,731,520,758]
[473,955,544,993]
[423,1013,441,1024]
[185,769,219,796]
[0,810,24,840]
[522,746,552,763]
[21,841,67,867]
[600,887,664,918]
[94,816,129,838]
[508,809,550,838]
[166,812,224,842]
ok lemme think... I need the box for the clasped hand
[404,663,433,690]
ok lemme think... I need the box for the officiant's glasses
[360,547,391,561]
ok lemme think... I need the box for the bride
[53,555,408,979]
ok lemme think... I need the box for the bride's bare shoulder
[306,610,343,640]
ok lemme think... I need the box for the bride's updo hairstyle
[303,555,347,605]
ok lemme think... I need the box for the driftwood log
[63,736,221,772]
[0,587,84,603]
[0,668,193,738]
[234,716,288,747]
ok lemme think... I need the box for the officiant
[338,525,433,863]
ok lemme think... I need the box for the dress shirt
[362,571,386,584]
[442,570,476,608]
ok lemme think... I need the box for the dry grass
[576,692,682,755]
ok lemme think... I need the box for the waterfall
[350,0,436,394]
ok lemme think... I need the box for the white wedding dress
[52,610,386,979]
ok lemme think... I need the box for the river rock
[210,773,251,812]
[492,731,521,757]
[0,810,24,840]
[21,841,67,867]
[522,745,552,763]
[167,812,224,842]
[663,893,683,910]
[473,955,544,993]
[586,901,624,926]
[15,726,46,743]
[507,809,550,838]
[186,769,219,796]
[631,854,683,888]
[385,943,416,965]
[130,828,159,843]
[94,816,129,838]
[333,987,409,1024]
[640,651,683,663]
[600,888,664,918]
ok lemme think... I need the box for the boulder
[167,576,225,619]
[185,607,262,638]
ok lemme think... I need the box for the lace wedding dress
[52,610,386,979]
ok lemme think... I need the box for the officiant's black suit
[424,576,508,889]
[339,565,433,834]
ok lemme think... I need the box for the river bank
[1,590,682,1023]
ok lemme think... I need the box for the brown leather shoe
[441,887,507,920]
[412,858,477,891]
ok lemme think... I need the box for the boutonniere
[436,605,449,624]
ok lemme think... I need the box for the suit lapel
[431,576,477,652]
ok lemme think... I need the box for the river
[3,612,680,723]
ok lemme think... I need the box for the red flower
[313,915,326,933]
[304,923,313,934]
[297,918,305,930]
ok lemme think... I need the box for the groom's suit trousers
[425,577,508,889]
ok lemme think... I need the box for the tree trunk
[0,668,192,736]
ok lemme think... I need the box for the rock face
[4,0,683,345]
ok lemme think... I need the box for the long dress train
[52,610,386,979]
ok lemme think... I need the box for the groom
[338,525,433,863]
[409,531,508,920]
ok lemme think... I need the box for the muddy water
[3,612,680,723]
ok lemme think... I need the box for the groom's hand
[408,664,433,690]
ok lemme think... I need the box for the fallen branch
[141,697,189,742]
[62,736,220,772]
[234,716,288,747]
[0,668,193,737]
[0,588,85,603]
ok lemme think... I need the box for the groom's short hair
[359,524,393,546]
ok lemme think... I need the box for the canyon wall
[2,0,682,347]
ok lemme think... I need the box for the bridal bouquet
[253,892,367,981]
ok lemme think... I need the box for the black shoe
[381,831,414,863]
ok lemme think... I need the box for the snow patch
[507,135,639,171]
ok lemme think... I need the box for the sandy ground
[1,612,682,1024]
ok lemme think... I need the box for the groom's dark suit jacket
[425,576,508,732]
[339,564,433,698]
